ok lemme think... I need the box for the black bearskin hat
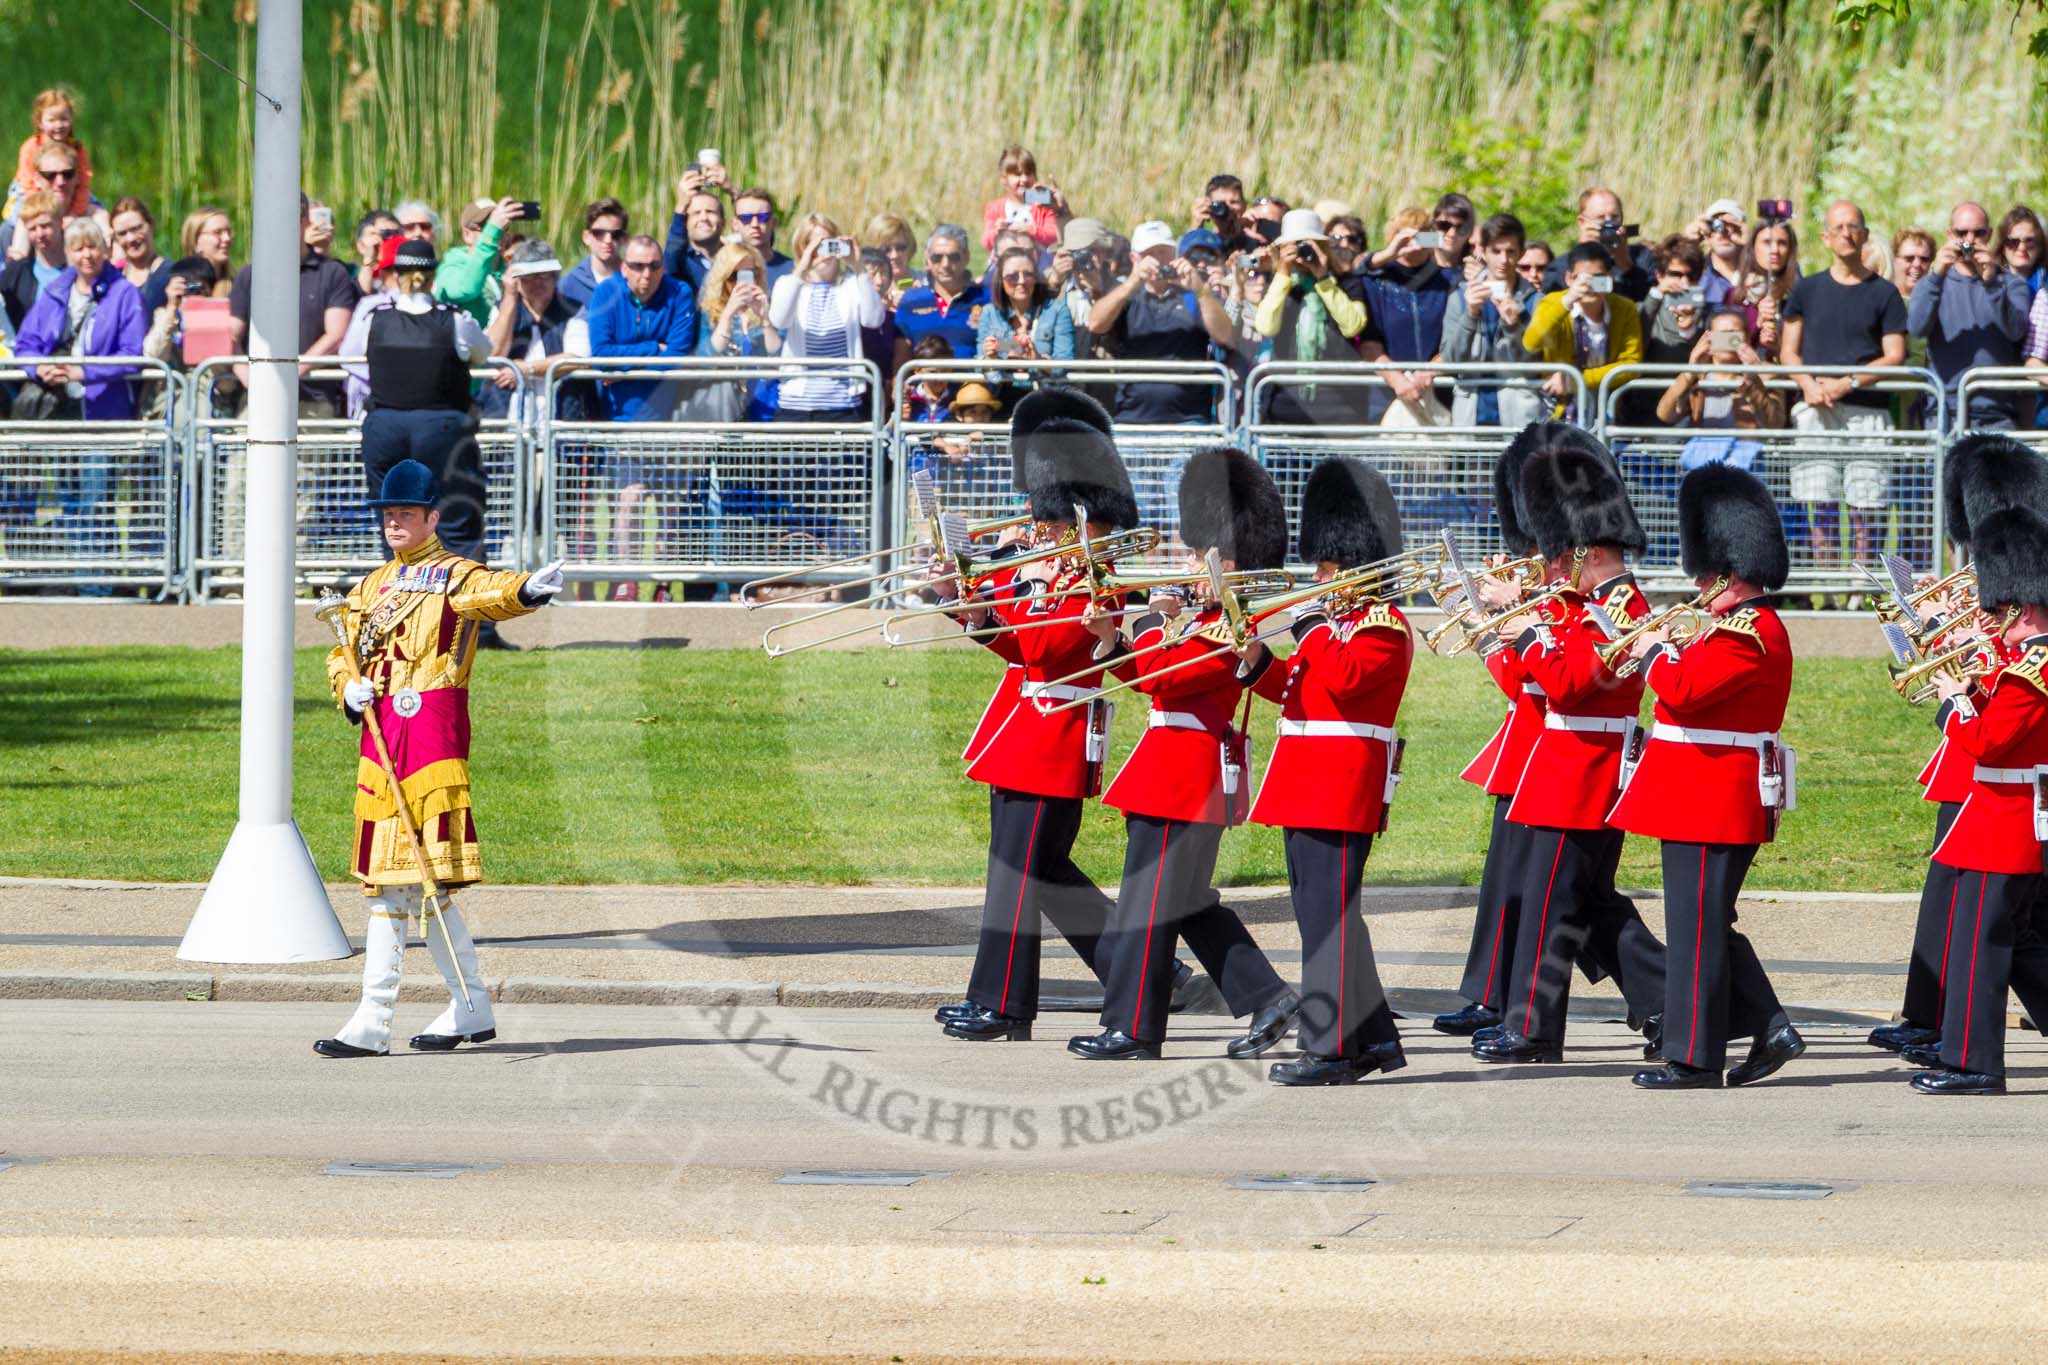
[1678,463,1789,592]
[1943,433,2048,550]
[1971,508,2048,612]
[1021,423,1139,530]
[1010,386,1114,493]
[1495,420,1610,554]
[1178,446,1287,570]
[1299,457,1403,567]
[1518,440,1646,561]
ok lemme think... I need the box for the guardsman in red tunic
[1612,464,1803,1089]
[1471,436,1669,1064]
[1241,457,1411,1085]
[1438,423,1620,1036]
[1874,434,2048,1054]
[1914,507,2048,1095]
[1067,447,1299,1060]
[934,388,1159,1041]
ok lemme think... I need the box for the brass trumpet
[1889,636,1994,706]
[1592,601,1712,679]
[1421,554,1549,652]
[1433,585,1577,657]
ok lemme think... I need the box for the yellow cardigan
[1521,291,1642,415]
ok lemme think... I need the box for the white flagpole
[181,0,350,963]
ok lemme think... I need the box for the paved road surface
[6,1000,2048,1362]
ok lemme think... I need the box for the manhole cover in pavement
[1230,1175,1376,1193]
[321,1160,500,1179]
[778,1169,949,1186]
[1685,1180,1837,1200]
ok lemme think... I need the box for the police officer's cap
[366,459,441,509]
[393,239,438,272]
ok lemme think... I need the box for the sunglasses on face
[1435,218,1467,232]
[1954,226,1990,239]
[587,227,624,241]
[1000,271,1036,283]
[927,251,964,265]
[737,211,773,225]
[621,259,661,273]
[1331,233,1362,247]
[1898,253,1932,266]
[40,168,76,183]
[401,222,434,236]
[2007,235,2042,250]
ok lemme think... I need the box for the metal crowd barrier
[535,355,887,592]
[1246,361,1588,570]
[0,356,180,596]
[1595,364,1947,593]
[890,357,1235,572]
[184,356,530,601]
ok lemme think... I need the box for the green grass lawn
[0,645,1941,892]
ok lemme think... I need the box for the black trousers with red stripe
[1938,866,2046,1077]
[1284,826,1399,1058]
[1657,841,1788,1072]
[965,789,1109,1021]
[1459,795,1618,1008]
[1901,804,2048,1033]
[1098,814,1289,1044]
[1503,825,1667,1045]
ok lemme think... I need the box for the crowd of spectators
[11,83,2048,596]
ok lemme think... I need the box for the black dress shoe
[1868,1023,1939,1053]
[1727,1024,1806,1087]
[1472,1030,1562,1064]
[314,1038,385,1059]
[1432,1002,1503,1036]
[1900,1041,1944,1069]
[1168,958,1195,1012]
[1271,1042,1408,1086]
[943,1008,1031,1042]
[1641,1013,1664,1061]
[409,1028,497,1052]
[933,1000,977,1025]
[1226,991,1301,1060]
[1472,1022,1505,1043]
[1632,1061,1723,1090]
[1067,1029,1161,1060]
[1911,1067,2006,1095]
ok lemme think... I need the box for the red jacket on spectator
[982,197,1061,251]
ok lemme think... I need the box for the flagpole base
[180,820,351,963]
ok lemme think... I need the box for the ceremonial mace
[314,593,474,1010]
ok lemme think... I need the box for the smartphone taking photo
[1585,275,1615,295]
[1411,231,1444,250]
[818,237,853,260]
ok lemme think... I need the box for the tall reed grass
[21,0,2047,263]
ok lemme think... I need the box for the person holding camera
[1655,308,1781,429]
[1253,208,1369,425]
[1522,241,1643,421]
[1682,199,1748,307]
[1542,187,1654,301]
[1189,174,1259,258]
[661,155,731,294]
[980,144,1069,251]
[434,195,526,327]
[767,213,884,424]
[1086,219,1236,427]
[1911,200,2033,429]
[1357,206,1455,422]
[1439,213,1545,427]
[1733,217,1799,359]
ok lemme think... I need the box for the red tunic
[965,568,1115,799]
[1248,603,1413,834]
[1931,640,2048,876]
[1101,605,1256,827]
[1506,576,1649,831]
[1920,639,2013,803]
[1607,602,1792,845]
[957,566,1024,766]
[1460,624,1551,795]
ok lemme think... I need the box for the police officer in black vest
[360,239,509,644]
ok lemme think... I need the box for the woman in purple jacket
[14,218,147,591]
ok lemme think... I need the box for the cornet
[1888,635,1996,706]
[1433,584,1577,657]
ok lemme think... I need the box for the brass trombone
[738,510,1034,609]
[853,525,1165,645]
[877,563,1267,648]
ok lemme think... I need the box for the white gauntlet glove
[342,677,379,713]
[521,560,565,604]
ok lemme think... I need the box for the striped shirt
[768,271,885,413]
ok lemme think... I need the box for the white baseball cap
[1703,198,1746,223]
[1130,220,1177,256]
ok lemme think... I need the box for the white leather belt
[1543,713,1631,734]
[1652,723,1779,751]
[1974,764,2048,785]
[1278,718,1395,741]
[1522,682,1546,696]
[1149,711,1207,731]
[1021,681,1093,702]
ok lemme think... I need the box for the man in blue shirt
[893,223,987,366]
[731,187,795,291]
[559,197,628,313]
[585,235,698,421]
[1908,200,2033,429]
